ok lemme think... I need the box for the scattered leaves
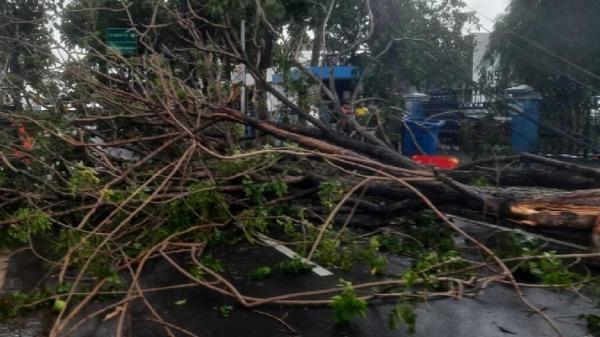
[331,280,367,323]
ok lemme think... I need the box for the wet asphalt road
[1,218,599,337]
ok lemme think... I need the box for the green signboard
[105,28,137,55]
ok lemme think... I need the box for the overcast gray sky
[465,0,510,32]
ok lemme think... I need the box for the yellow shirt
[355,107,369,117]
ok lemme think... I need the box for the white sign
[230,64,255,86]
[1,93,13,106]
[231,64,244,83]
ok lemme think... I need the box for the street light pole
[240,20,246,116]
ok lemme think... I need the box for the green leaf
[201,255,225,273]
[389,303,417,334]
[331,280,367,323]
[7,208,52,243]
[248,266,272,280]
[583,314,600,334]
[318,179,345,209]
[68,164,100,193]
[269,179,288,198]
[217,305,233,318]
[275,258,313,275]
[403,270,418,288]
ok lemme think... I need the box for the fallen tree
[0,1,600,337]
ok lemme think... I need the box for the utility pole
[240,20,246,116]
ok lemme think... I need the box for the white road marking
[256,234,333,277]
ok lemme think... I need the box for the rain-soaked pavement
[1,217,599,337]
[0,249,51,337]
[0,312,50,337]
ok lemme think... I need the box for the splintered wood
[510,189,600,229]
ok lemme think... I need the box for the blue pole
[506,85,542,153]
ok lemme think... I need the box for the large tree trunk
[217,106,600,246]
[508,189,600,229]
[8,50,23,112]
[255,31,274,122]
[310,19,323,66]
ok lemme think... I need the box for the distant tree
[485,0,600,131]
[60,0,319,121]
[0,0,53,111]
[362,0,477,101]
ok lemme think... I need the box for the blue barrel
[403,93,430,119]
[507,86,542,153]
[402,119,445,156]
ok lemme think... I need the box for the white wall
[472,32,490,84]
[472,32,499,102]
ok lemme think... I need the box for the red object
[15,123,33,150]
[12,123,34,164]
[411,155,459,170]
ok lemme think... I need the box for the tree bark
[255,30,274,122]
[214,105,600,248]
[310,19,323,66]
